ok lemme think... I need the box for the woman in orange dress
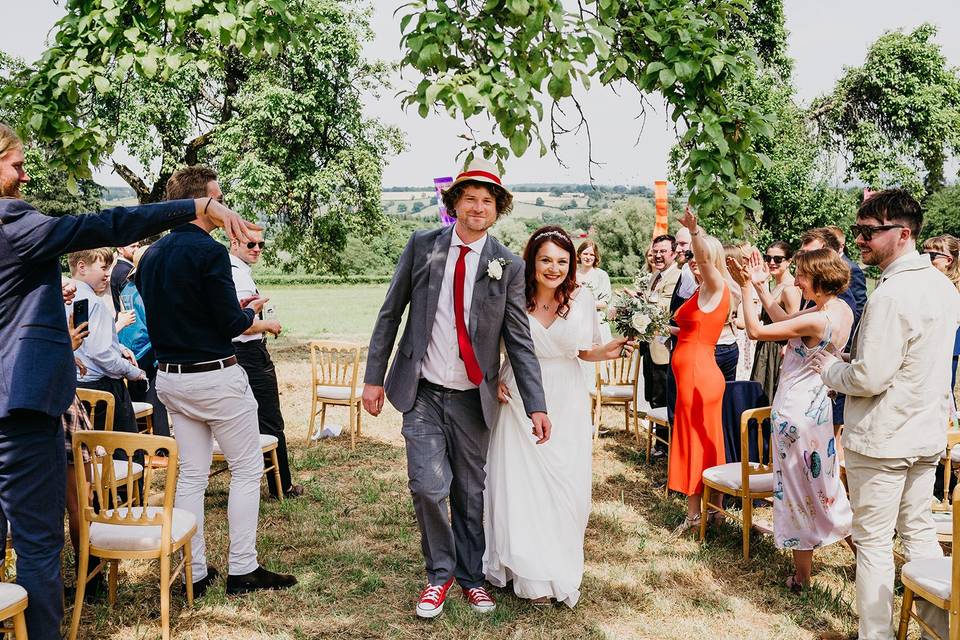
[669,208,731,532]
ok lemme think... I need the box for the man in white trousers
[813,189,960,639]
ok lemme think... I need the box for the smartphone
[72,299,89,328]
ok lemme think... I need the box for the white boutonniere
[486,258,509,280]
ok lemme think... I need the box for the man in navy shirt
[0,123,259,640]
[137,165,297,597]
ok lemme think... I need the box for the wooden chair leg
[645,419,652,463]
[700,486,710,541]
[355,401,362,437]
[633,403,641,445]
[271,449,283,499]
[184,540,194,607]
[108,560,119,605]
[348,404,356,451]
[592,396,601,440]
[742,494,753,560]
[160,552,171,640]
[69,546,89,640]
[307,392,318,447]
[12,611,26,639]
[623,402,629,432]
[896,587,915,640]
[664,438,671,498]
[319,404,328,442]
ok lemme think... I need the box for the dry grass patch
[63,341,872,639]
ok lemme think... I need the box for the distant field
[260,283,390,343]
[381,190,593,220]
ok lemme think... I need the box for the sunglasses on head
[246,241,265,250]
[849,223,905,241]
[763,254,787,265]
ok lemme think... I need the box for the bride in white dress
[483,226,634,607]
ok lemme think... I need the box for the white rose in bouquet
[631,312,651,334]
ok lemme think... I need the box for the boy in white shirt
[67,248,145,433]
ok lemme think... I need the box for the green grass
[260,284,389,342]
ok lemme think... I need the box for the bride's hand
[605,337,636,360]
[497,382,512,404]
[725,256,750,287]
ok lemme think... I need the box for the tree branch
[184,132,212,166]
[112,162,150,201]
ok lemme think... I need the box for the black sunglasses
[246,241,266,250]
[923,250,949,261]
[763,254,787,264]
[683,250,694,261]
[849,224,905,241]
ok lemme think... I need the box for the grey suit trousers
[402,382,490,589]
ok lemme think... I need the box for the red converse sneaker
[464,586,496,613]
[415,577,454,619]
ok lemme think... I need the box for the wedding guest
[118,246,170,437]
[138,165,296,597]
[644,243,655,273]
[68,248,146,434]
[0,121,257,640]
[576,239,613,342]
[922,235,960,400]
[109,241,140,314]
[643,234,681,457]
[670,210,730,532]
[731,248,855,590]
[799,227,866,441]
[229,229,304,499]
[813,190,960,640]
[749,241,801,399]
[485,226,633,607]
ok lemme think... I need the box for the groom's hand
[362,384,385,416]
[531,412,551,445]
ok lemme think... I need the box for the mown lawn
[62,285,926,639]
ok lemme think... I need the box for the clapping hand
[746,248,770,285]
[725,256,751,287]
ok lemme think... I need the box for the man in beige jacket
[814,189,960,640]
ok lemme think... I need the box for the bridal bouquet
[606,272,671,342]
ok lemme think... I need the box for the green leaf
[643,27,664,45]
[66,174,79,196]
[614,57,628,74]
[510,131,529,156]
[123,27,139,43]
[547,75,571,99]
[140,54,158,79]
[93,75,110,94]
[28,113,43,131]
[658,68,676,87]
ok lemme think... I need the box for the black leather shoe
[225,566,297,595]
[183,565,219,598]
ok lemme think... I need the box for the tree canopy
[398,0,776,234]
[3,0,402,272]
[812,23,960,196]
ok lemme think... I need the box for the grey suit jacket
[365,226,547,427]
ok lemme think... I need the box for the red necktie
[453,245,483,385]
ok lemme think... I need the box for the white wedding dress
[483,291,599,608]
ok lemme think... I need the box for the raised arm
[3,198,259,263]
[679,208,725,297]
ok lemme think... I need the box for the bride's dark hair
[523,225,578,318]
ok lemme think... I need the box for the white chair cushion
[212,433,278,455]
[646,406,669,423]
[315,385,354,400]
[132,401,153,416]
[95,460,144,481]
[702,462,774,492]
[0,582,27,609]
[932,510,953,537]
[89,507,196,552]
[940,445,960,462]
[593,384,633,399]
[902,557,952,601]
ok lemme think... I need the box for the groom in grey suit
[363,159,549,618]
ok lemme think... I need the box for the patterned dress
[771,319,852,550]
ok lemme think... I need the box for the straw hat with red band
[441,158,514,216]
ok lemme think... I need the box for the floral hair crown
[533,230,569,243]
